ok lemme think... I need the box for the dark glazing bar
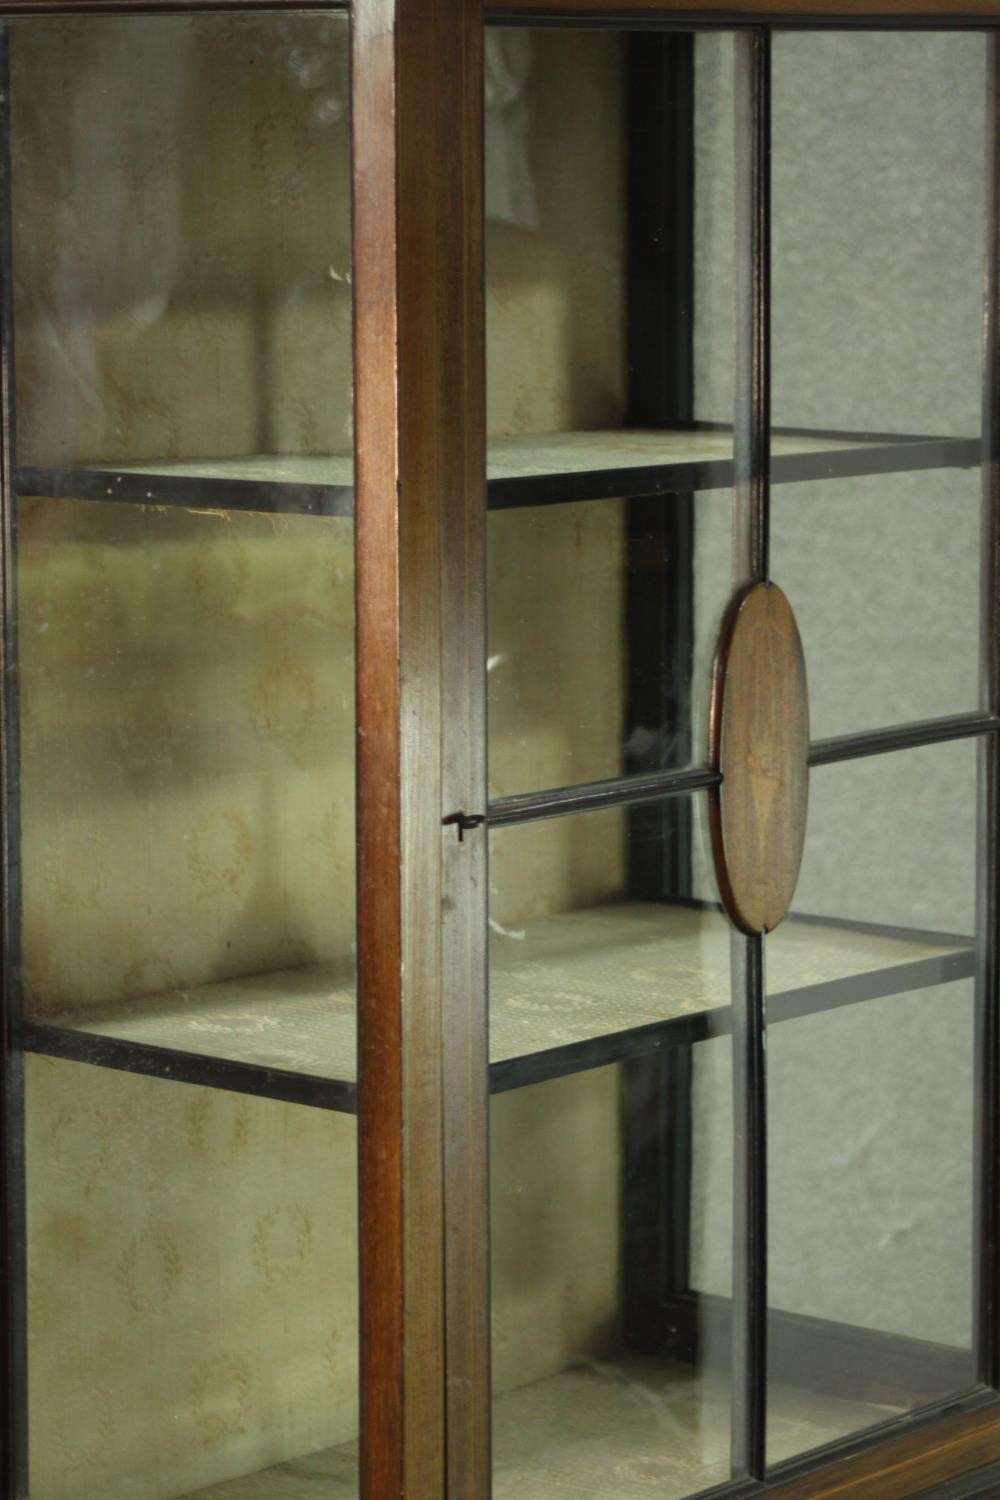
[732,29,770,588]
[489,711,999,836]
[489,712,999,831]
[0,27,25,1500]
[974,33,1000,1394]
[810,711,1000,767]
[731,25,770,1482]
[487,763,720,826]
[730,930,768,1480]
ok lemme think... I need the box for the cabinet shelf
[14,427,978,517]
[181,1354,899,1499]
[22,902,973,1113]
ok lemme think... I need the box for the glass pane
[486,30,736,796]
[489,799,735,1498]
[19,500,356,1089]
[14,13,352,473]
[766,740,978,1466]
[772,469,979,742]
[764,33,984,738]
[12,15,359,1499]
[488,488,732,797]
[25,1059,359,1500]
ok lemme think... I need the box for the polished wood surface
[493,0,1000,17]
[0,0,995,22]
[709,582,809,935]
[768,1400,1000,1498]
[352,0,408,1491]
[0,0,996,18]
[353,0,486,1493]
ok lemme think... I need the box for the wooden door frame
[349,7,1000,1498]
[352,0,489,1494]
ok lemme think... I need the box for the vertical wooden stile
[352,0,487,1492]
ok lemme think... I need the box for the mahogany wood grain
[767,1401,1000,1499]
[0,0,994,20]
[0,0,996,18]
[352,0,407,1491]
[0,0,348,10]
[492,0,1000,17]
[709,582,809,935]
[353,0,486,1493]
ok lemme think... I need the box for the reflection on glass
[766,741,978,1467]
[488,490,732,797]
[490,799,735,1499]
[13,15,359,1499]
[13,12,353,472]
[485,29,736,796]
[19,500,356,1081]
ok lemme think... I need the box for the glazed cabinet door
[477,18,1000,1500]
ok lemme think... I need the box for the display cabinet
[2,2,1000,1500]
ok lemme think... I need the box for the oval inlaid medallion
[708,582,809,935]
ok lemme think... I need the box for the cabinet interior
[9,15,986,1500]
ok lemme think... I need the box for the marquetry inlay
[708,582,810,935]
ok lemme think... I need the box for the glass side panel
[25,1058,360,1500]
[489,798,736,1499]
[765,740,978,1467]
[485,30,735,796]
[13,13,352,474]
[10,15,359,1500]
[18,498,356,1089]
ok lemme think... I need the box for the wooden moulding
[766,1400,1000,1499]
[353,0,487,1492]
[491,0,1000,18]
[0,0,995,19]
[708,581,809,935]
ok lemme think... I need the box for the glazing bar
[0,24,25,1500]
[975,33,1000,1393]
[810,711,1000,767]
[487,764,721,827]
[730,25,770,1482]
